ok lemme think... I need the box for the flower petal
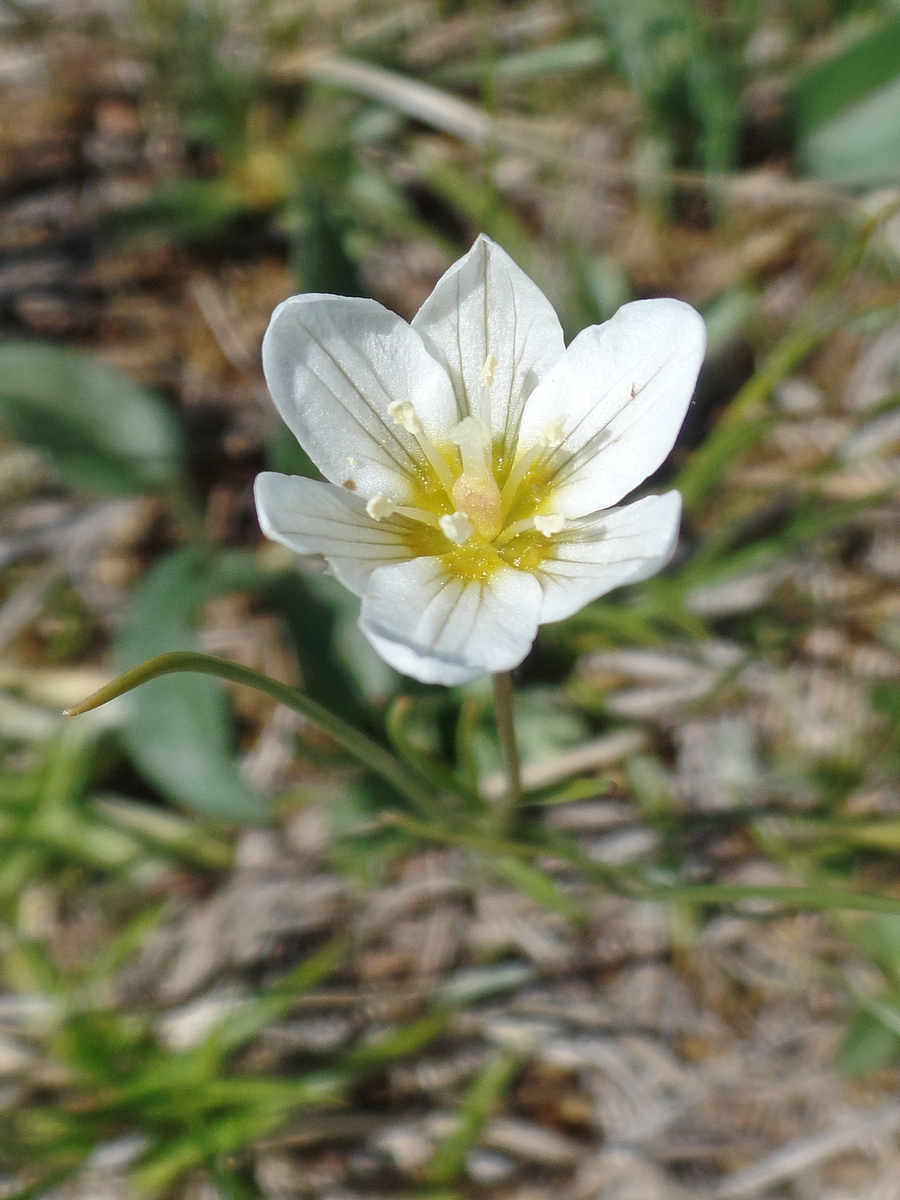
[254,471,412,596]
[361,630,483,687]
[537,491,682,623]
[518,299,705,516]
[359,557,543,685]
[412,234,565,452]
[262,294,458,500]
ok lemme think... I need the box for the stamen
[539,418,566,449]
[499,443,542,509]
[478,352,496,428]
[439,512,474,545]
[366,494,396,521]
[366,494,442,529]
[388,400,422,435]
[495,513,566,545]
[533,513,565,537]
[499,419,566,512]
[495,517,534,544]
[395,505,441,528]
[388,399,456,494]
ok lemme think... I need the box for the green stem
[64,652,440,820]
[491,671,521,826]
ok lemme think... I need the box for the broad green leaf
[796,19,900,184]
[115,548,267,822]
[838,1007,900,1076]
[859,915,900,984]
[0,343,182,495]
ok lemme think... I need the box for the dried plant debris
[8,817,900,1199]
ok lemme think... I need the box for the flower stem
[64,651,440,822]
[491,671,521,825]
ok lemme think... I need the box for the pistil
[450,417,503,540]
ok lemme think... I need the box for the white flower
[255,235,705,685]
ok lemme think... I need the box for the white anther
[347,456,357,466]
[533,513,565,537]
[479,353,497,387]
[388,400,423,436]
[439,512,474,545]
[366,494,396,521]
[539,418,566,449]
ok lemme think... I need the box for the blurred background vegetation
[4,0,900,1197]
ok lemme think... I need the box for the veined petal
[412,234,565,452]
[361,631,484,687]
[263,294,458,500]
[359,557,543,685]
[254,472,412,596]
[537,491,682,623]
[518,299,705,516]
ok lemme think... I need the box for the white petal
[361,630,484,686]
[518,299,705,516]
[262,294,458,500]
[359,556,543,685]
[537,492,682,623]
[412,234,565,451]
[254,472,412,596]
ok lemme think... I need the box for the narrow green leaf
[387,695,475,802]
[493,856,585,923]
[211,938,349,1052]
[89,794,234,870]
[427,1050,519,1185]
[439,963,534,1006]
[339,1013,447,1070]
[387,811,900,917]
[68,651,438,817]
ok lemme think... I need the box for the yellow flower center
[368,368,566,582]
